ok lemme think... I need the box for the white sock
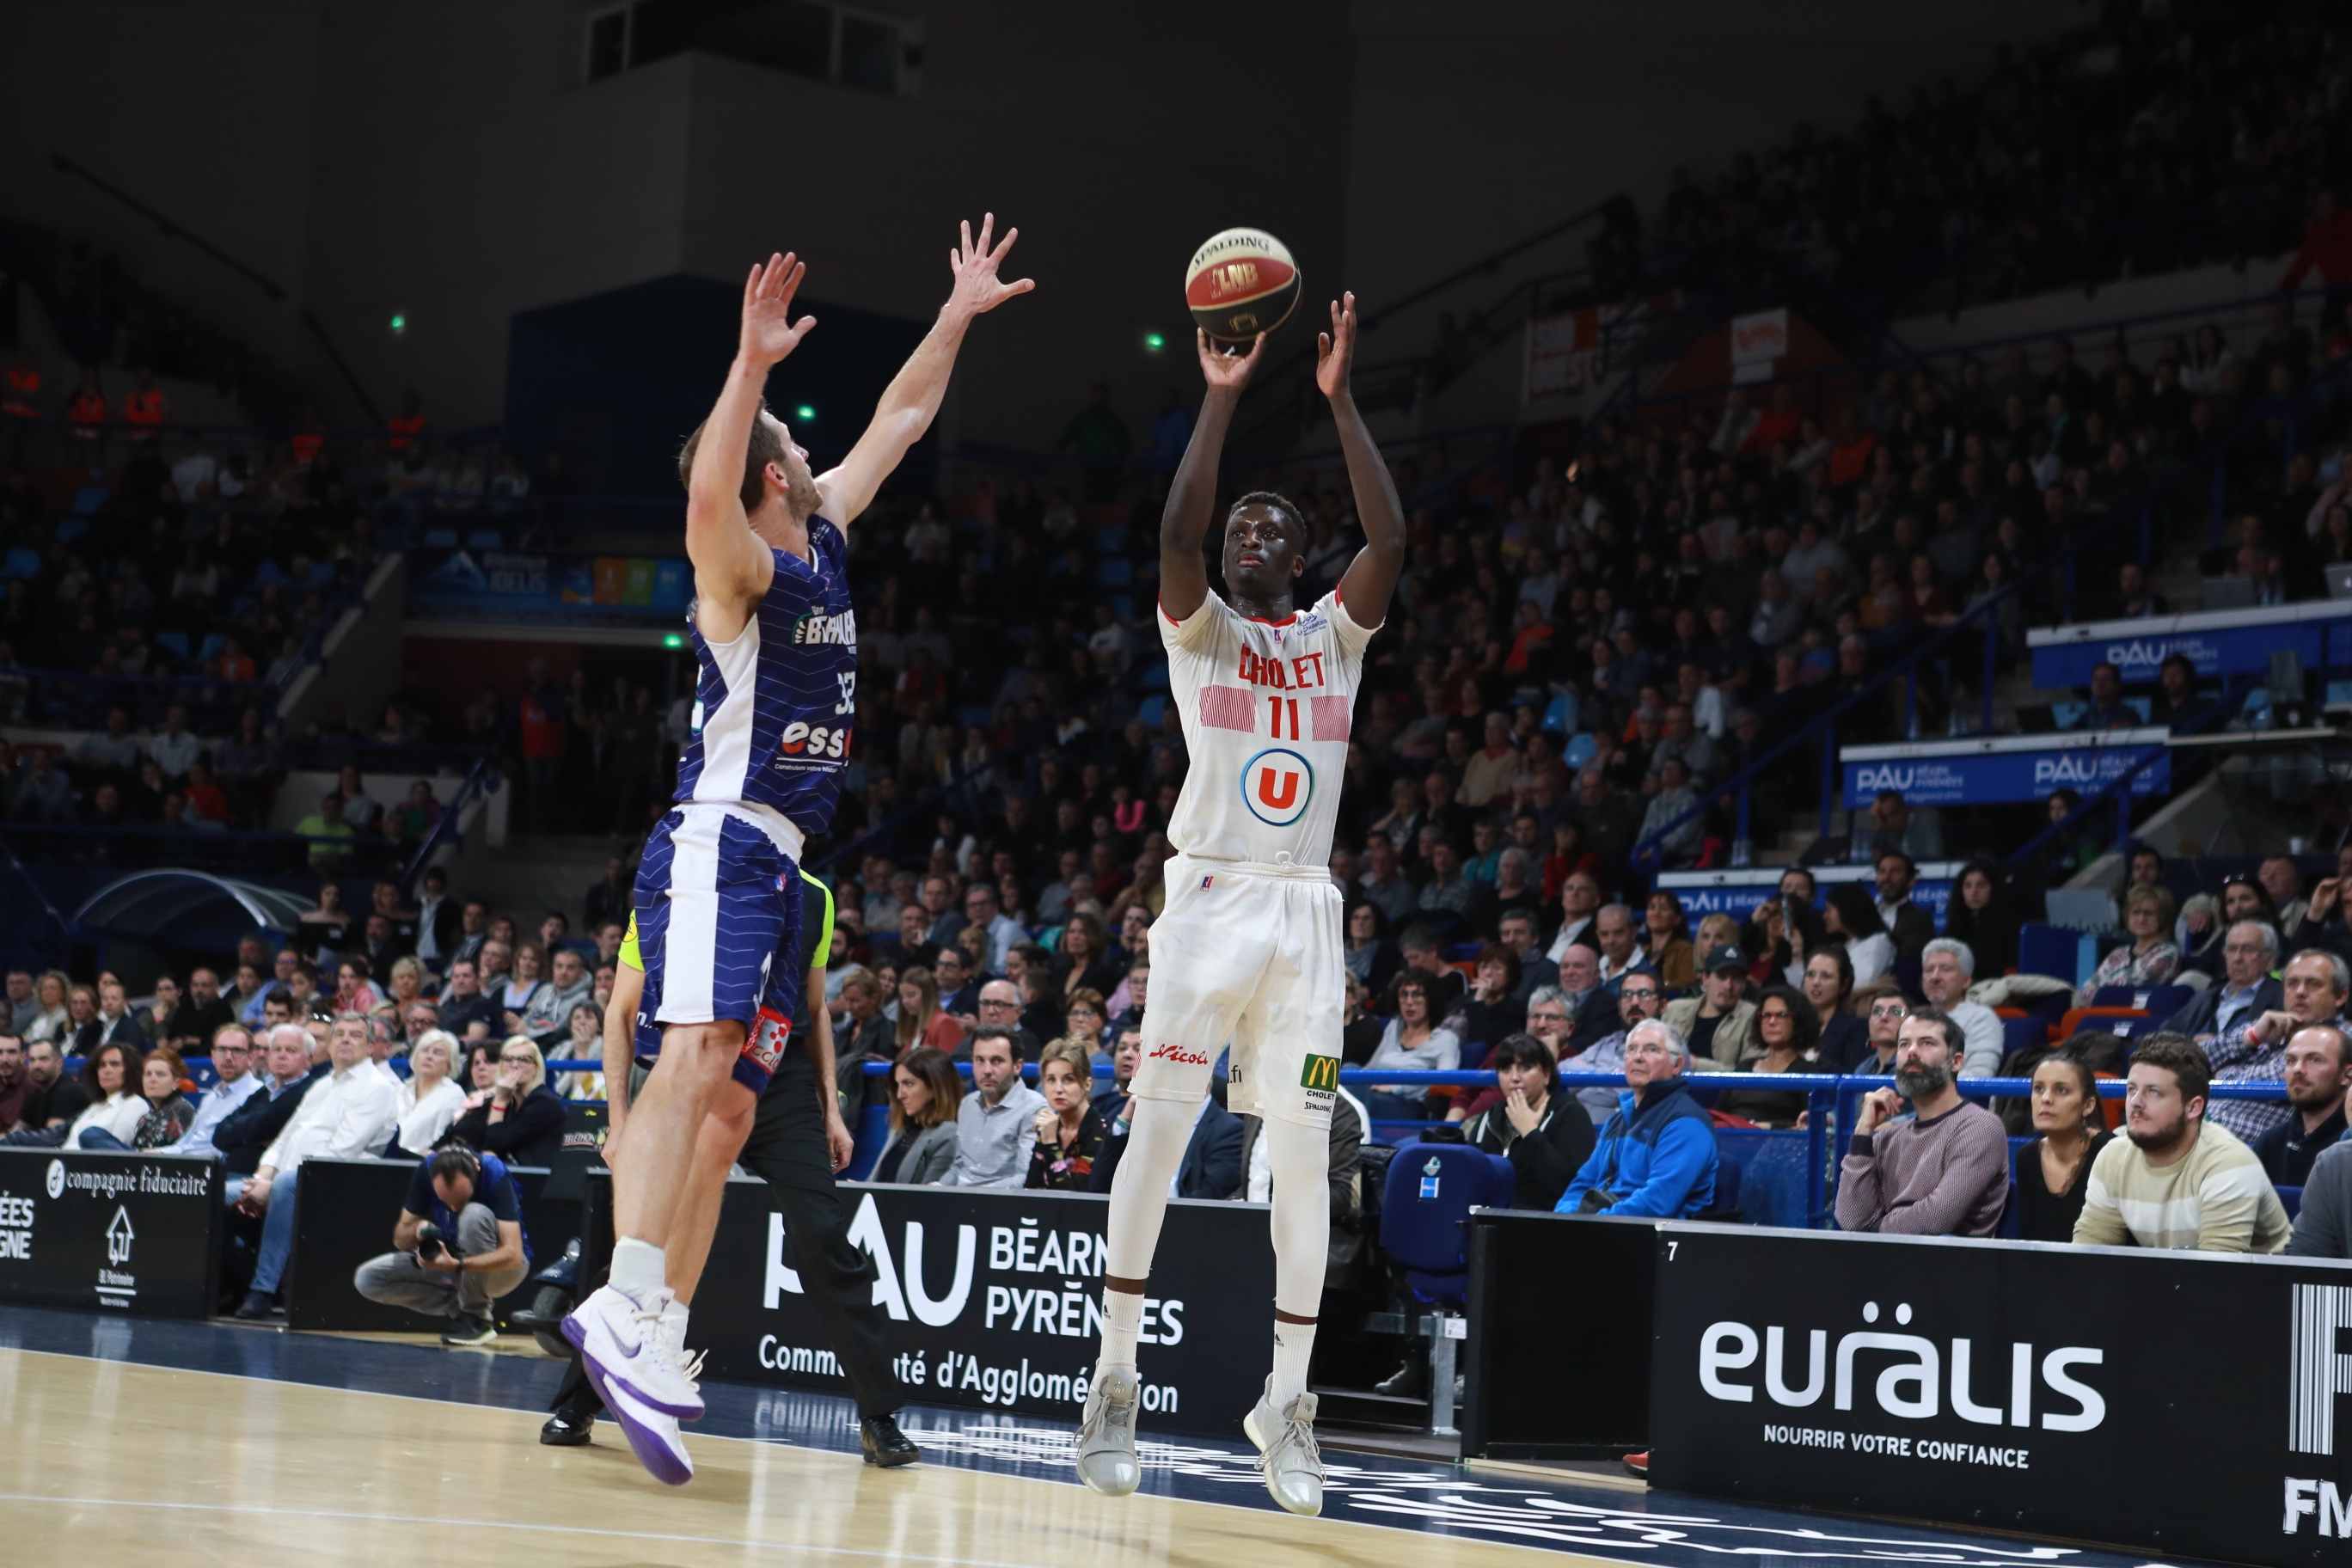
[1271,1320,1317,1407]
[609,1237,666,1302]
[1098,1288,1144,1373]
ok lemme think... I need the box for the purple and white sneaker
[561,1283,705,1420]
[602,1368,695,1485]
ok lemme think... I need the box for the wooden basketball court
[0,1309,2156,1568]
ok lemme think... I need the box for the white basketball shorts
[1128,854,1344,1128]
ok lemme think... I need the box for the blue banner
[1841,731,2168,807]
[408,549,690,620]
[2030,602,2352,688]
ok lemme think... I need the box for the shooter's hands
[1197,330,1265,394]
[1315,292,1359,402]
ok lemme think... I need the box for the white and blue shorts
[630,802,806,1094]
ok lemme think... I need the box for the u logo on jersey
[1240,747,1313,826]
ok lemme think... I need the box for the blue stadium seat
[2281,1185,2304,1222]
[1139,660,1170,691]
[1696,1146,1743,1222]
[1136,695,1166,727]
[254,561,288,585]
[2018,922,2089,984]
[957,705,993,730]
[53,517,88,544]
[1093,523,1128,555]
[1093,557,1133,587]
[2000,1014,2048,1065]
[2094,983,2192,1019]
[422,527,459,549]
[1542,695,1572,733]
[71,486,109,517]
[154,631,190,661]
[466,530,503,550]
[306,561,337,587]
[1109,592,1134,620]
[1458,1039,1491,1072]
[3,548,35,579]
[1379,1141,1516,1304]
[198,634,227,665]
[1562,732,1598,771]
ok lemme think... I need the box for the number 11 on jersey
[1267,695,1300,739]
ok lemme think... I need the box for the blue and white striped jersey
[673,517,856,834]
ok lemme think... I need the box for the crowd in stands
[1593,3,2349,312]
[5,8,2352,1296]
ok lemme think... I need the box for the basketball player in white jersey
[1075,295,1404,1515]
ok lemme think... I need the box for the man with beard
[2254,1024,2352,1185]
[1832,1008,2008,1235]
[2075,1032,2288,1252]
[2206,948,2350,1144]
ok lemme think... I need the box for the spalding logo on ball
[1185,228,1300,345]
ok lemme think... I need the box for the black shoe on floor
[232,1289,277,1320]
[1374,1358,1428,1399]
[860,1414,920,1467]
[442,1313,498,1346]
[541,1408,597,1447]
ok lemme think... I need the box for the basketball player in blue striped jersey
[566,222,1032,1469]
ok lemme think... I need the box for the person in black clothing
[1339,975,1384,1067]
[211,1025,325,1173]
[2012,1053,2114,1243]
[1461,1033,1595,1212]
[2255,1023,2352,1186]
[544,872,917,1468]
[1940,858,2024,980]
[449,1038,567,1167]
[1714,985,1831,1128]
[1801,948,1872,1073]
[1448,944,1526,1050]
[0,1038,91,1142]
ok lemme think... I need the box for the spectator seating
[1378,1141,1516,1305]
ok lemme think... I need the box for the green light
[795,403,816,422]
[1144,333,1165,351]
[662,633,684,649]
[389,313,407,334]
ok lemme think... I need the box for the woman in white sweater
[69,1042,150,1148]
[388,1030,467,1157]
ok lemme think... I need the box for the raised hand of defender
[945,213,1036,320]
[1197,329,1265,392]
[1314,291,1359,401]
[740,251,817,368]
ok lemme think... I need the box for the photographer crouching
[353,1145,530,1345]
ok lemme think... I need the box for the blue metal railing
[397,753,506,898]
[528,1056,2289,1231]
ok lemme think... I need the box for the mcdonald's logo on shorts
[1298,1055,1340,1093]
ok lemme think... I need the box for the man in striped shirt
[2074,1032,2289,1253]
[2204,949,2349,1143]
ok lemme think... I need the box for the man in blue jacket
[1557,1019,1718,1217]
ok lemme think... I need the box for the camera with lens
[415,1221,461,1266]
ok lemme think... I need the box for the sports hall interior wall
[2,0,2075,453]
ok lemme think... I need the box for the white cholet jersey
[1159,587,1377,868]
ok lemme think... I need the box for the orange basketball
[1184,228,1300,345]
